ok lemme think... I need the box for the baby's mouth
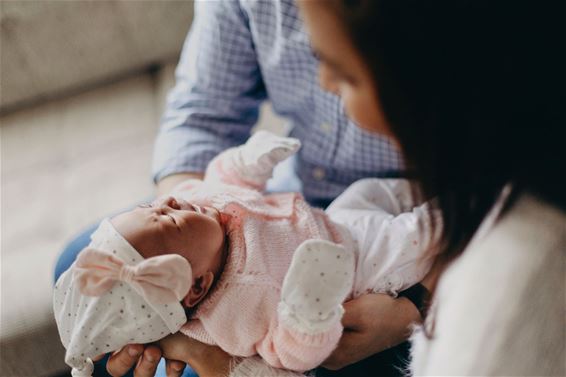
[193,204,221,221]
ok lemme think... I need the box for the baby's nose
[155,196,180,210]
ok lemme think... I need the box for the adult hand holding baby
[158,333,232,377]
[322,293,420,371]
[104,335,231,377]
[105,344,172,377]
[105,295,419,376]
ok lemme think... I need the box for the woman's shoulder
[453,194,565,281]
[421,194,565,375]
[439,194,565,308]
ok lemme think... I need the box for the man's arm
[152,0,267,187]
[157,172,204,197]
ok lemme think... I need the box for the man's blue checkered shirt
[152,0,402,203]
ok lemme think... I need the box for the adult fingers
[133,345,162,377]
[107,344,144,376]
[165,359,186,377]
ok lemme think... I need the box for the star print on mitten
[279,239,354,334]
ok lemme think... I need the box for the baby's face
[111,196,225,279]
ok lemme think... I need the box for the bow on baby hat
[73,248,192,305]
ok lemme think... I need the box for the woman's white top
[228,194,566,376]
[411,194,565,376]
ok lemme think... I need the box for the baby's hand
[280,239,355,333]
[239,130,301,173]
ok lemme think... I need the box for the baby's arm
[256,240,354,372]
[256,318,342,372]
[326,178,420,215]
[327,178,441,294]
[204,131,301,191]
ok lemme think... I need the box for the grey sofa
[1,2,193,376]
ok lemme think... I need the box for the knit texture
[171,144,436,371]
[173,150,347,371]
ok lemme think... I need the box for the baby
[54,131,439,375]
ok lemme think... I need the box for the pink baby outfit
[173,152,352,371]
[171,131,436,372]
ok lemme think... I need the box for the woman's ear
[183,271,215,308]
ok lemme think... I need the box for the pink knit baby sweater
[172,151,349,371]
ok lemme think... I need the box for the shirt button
[312,167,326,181]
[320,123,332,134]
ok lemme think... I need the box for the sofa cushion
[0,1,193,112]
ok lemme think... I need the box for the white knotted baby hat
[53,219,191,377]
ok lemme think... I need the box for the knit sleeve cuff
[228,356,307,377]
[278,301,344,339]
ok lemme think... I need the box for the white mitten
[279,239,355,334]
[236,130,301,182]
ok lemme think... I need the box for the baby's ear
[183,271,215,308]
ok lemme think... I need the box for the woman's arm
[322,293,420,370]
[159,333,306,377]
[322,260,444,370]
[104,337,230,377]
[158,333,232,377]
[160,295,422,374]
[105,295,419,376]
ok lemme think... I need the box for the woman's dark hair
[332,0,565,271]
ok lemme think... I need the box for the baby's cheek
[173,250,194,267]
